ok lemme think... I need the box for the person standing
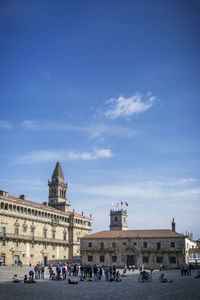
[105,266,109,281]
[93,265,98,282]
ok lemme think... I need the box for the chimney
[0,190,8,197]
[19,194,26,200]
[172,217,176,232]
[43,202,48,206]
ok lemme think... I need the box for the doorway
[14,255,19,265]
[127,255,135,266]
[44,256,47,266]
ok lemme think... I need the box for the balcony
[141,248,184,254]
[0,233,68,245]
[80,247,117,254]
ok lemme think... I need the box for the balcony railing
[80,247,117,254]
[0,232,68,245]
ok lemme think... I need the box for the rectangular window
[156,256,163,263]
[112,242,116,248]
[52,232,55,239]
[2,227,6,235]
[16,242,19,247]
[100,255,104,263]
[171,242,175,248]
[100,243,104,249]
[143,242,147,248]
[112,256,117,263]
[157,242,161,250]
[44,244,47,249]
[170,257,176,264]
[14,226,19,235]
[88,256,93,262]
[43,230,47,238]
[32,243,34,248]
[30,228,34,239]
[2,240,6,246]
[23,225,27,232]
[88,242,92,247]
[123,242,126,246]
[143,256,149,263]
[63,232,66,241]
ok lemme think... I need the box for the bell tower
[48,162,70,212]
[110,209,128,231]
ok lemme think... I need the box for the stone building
[80,210,196,268]
[0,162,92,266]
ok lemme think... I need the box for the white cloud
[14,148,113,164]
[68,148,113,160]
[22,120,137,139]
[174,178,197,185]
[0,120,12,130]
[75,182,200,204]
[103,92,156,119]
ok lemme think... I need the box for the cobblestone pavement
[0,266,200,300]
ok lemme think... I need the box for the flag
[116,202,119,207]
[125,202,128,206]
[121,201,124,205]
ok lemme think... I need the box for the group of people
[47,264,122,282]
[180,264,192,276]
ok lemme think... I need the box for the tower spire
[48,162,70,211]
[171,217,176,232]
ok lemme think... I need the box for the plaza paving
[0,266,200,300]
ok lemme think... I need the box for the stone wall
[80,237,186,268]
[0,196,91,266]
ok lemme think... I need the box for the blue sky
[0,0,200,238]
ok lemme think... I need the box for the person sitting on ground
[115,272,122,282]
[12,274,21,283]
[159,273,174,283]
[194,271,200,278]
[24,274,36,283]
[68,278,78,284]
[121,268,128,277]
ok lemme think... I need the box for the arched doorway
[122,246,138,267]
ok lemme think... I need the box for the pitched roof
[0,194,90,219]
[52,162,64,181]
[82,229,184,239]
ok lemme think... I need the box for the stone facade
[0,162,92,266]
[80,210,197,268]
